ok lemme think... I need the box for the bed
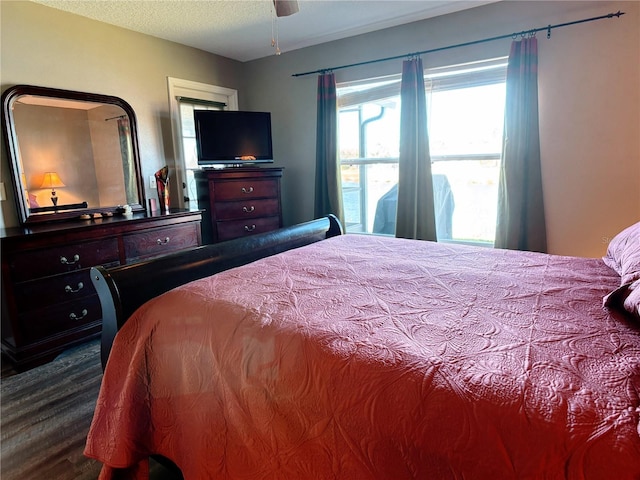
[85,215,640,479]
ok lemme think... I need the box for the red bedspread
[85,235,640,479]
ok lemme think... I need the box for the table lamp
[40,172,65,206]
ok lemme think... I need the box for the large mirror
[1,85,146,224]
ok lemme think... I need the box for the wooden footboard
[91,214,343,367]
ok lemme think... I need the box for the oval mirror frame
[1,85,146,225]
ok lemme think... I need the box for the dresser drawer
[123,223,200,262]
[19,295,102,344]
[216,216,281,242]
[214,198,280,221]
[13,270,95,313]
[8,238,120,283]
[213,179,279,202]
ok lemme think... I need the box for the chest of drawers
[1,210,202,370]
[195,167,283,243]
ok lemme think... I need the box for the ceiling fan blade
[273,0,299,17]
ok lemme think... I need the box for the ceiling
[31,0,497,62]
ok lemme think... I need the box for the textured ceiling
[31,0,498,62]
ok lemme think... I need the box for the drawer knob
[241,186,254,194]
[64,282,84,293]
[60,254,80,265]
[69,309,88,321]
[244,224,256,232]
[157,237,170,245]
[242,205,255,213]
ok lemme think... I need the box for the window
[337,58,507,244]
[167,78,238,209]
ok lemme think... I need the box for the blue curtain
[314,72,345,225]
[395,57,437,241]
[495,37,547,252]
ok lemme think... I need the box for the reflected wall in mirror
[1,85,146,224]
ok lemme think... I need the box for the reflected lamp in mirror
[1,85,146,225]
[40,172,65,206]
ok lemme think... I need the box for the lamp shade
[40,172,65,189]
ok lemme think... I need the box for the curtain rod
[292,10,625,77]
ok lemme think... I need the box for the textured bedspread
[85,235,640,479]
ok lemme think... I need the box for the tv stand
[195,167,283,244]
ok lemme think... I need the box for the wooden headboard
[91,214,343,367]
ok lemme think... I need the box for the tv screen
[194,110,273,166]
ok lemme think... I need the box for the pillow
[602,221,640,285]
[623,279,640,318]
[603,279,640,320]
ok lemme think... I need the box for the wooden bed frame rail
[91,214,343,367]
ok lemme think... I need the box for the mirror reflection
[2,86,145,224]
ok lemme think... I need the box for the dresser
[195,167,283,243]
[0,210,202,370]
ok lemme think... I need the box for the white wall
[242,0,640,257]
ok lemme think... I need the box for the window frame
[337,58,508,243]
[167,77,238,209]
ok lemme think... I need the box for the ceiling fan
[273,0,299,17]
[271,0,299,54]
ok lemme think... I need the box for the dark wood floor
[1,340,182,480]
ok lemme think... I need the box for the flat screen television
[194,110,273,166]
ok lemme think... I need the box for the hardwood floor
[1,340,182,480]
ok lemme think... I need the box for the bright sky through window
[338,60,506,243]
